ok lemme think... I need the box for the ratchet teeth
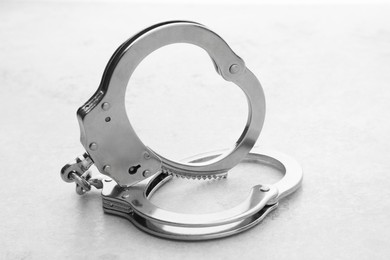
[161,166,227,180]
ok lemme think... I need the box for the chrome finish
[61,153,93,183]
[59,21,302,241]
[61,152,108,195]
[101,148,303,240]
[71,171,91,195]
[76,21,266,186]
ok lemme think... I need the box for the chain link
[61,153,104,195]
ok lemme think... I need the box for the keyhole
[128,164,141,175]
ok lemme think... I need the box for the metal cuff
[77,21,266,186]
[101,148,303,240]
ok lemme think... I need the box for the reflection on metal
[60,21,302,241]
[102,148,302,240]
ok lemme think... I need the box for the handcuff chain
[61,153,104,195]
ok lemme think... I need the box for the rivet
[143,170,151,178]
[101,102,111,111]
[143,152,150,160]
[229,64,240,74]
[103,165,111,174]
[260,186,270,192]
[89,142,98,151]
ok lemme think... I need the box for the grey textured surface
[1,2,390,259]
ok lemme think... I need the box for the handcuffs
[61,21,303,240]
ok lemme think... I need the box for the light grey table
[1,2,389,259]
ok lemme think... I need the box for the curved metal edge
[78,21,200,120]
[184,147,303,202]
[244,148,303,203]
[77,20,265,186]
[103,203,278,241]
[101,149,302,240]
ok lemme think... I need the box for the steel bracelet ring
[77,21,266,186]
[101,147,303,240]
